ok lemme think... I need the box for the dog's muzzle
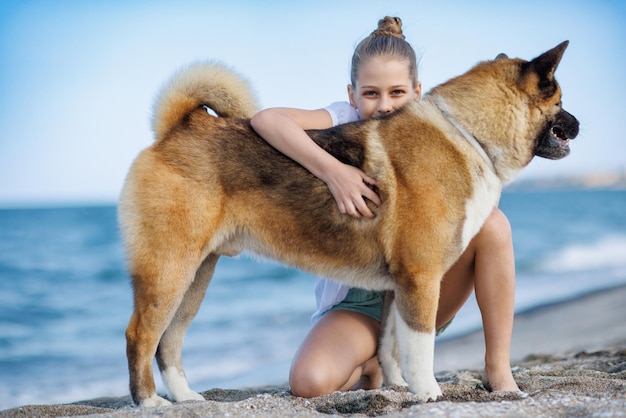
[534,109,580,160]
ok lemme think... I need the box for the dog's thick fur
[118,42,579,407]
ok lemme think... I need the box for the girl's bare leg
[472,209,520,391]
[289,309,381,397]
[437,208,520,392]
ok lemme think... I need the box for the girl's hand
[322,163,381,218]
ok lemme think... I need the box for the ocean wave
[536,235,626,273]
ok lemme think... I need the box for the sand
[3,285,626,417]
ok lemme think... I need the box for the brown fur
[119,42,579,406]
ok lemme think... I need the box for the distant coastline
[506,169,626,191]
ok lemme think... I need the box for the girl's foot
[353,357,383,390]
[482,366,520,393]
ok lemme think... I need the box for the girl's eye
[391,89,406,96]
[363,91,378,97]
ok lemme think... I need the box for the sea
[1,188,625,409]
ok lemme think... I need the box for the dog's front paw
[409,376,442,402]
[136,394,172,407]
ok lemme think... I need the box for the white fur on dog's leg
[138,394,172,407]
[162,368,205,402]
[395,310,442,401]
[379,300,406,387]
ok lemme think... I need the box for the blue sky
[0,0,624,207]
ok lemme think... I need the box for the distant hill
[506,170,626,191]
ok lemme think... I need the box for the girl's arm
[250,107,381,218]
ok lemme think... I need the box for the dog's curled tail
[151,61,259,142]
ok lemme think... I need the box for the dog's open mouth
[550,125,570,150]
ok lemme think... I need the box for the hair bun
[372,16,405,39]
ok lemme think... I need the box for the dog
[118,41,579,407]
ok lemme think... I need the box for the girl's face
[348,57,421,120]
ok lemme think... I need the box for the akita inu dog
[118,41,579,406]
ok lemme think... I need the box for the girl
[251,16,521,397]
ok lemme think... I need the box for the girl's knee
[289,362,334,398]
[480,208,512,243]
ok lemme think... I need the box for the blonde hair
[350,16,418,87]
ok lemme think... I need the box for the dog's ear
[495,53,508,60]
[521,41,569,96]
[528,41,569,79]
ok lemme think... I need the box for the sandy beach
[3,285,625,417]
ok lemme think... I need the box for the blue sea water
[0,189,625,409]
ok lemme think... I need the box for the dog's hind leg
[125,251,206,407]
[156,253,220,402]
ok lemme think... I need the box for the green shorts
[329,287,453,336]
[329,287,385,322]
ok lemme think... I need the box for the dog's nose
[561,110,579,139]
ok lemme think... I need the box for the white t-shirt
[310,101,360,323]
[325,101,360,127]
